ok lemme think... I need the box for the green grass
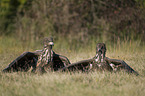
[0,36,145,96]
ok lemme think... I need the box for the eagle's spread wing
[105,57,139,75]
[3,52,39,72]
[53,54,71,71]
[60,59,93,71]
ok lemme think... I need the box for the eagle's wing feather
[105,57,139,75]
[60,59,93,71]
[3,52,39,72]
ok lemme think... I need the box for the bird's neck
[94,53,105,63]
[41,47,53,63]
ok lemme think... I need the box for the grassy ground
[0,36,145,96]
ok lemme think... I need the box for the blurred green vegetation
[0,0,145,47]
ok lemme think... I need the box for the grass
[0,36,145,96]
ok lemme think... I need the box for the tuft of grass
[0,36,145,96]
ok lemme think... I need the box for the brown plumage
[2,37,71,73]
[61,43,139,75]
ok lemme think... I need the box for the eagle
[60,43,139,75]
[2,37,71,73]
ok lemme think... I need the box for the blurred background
[0,0,144,50]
